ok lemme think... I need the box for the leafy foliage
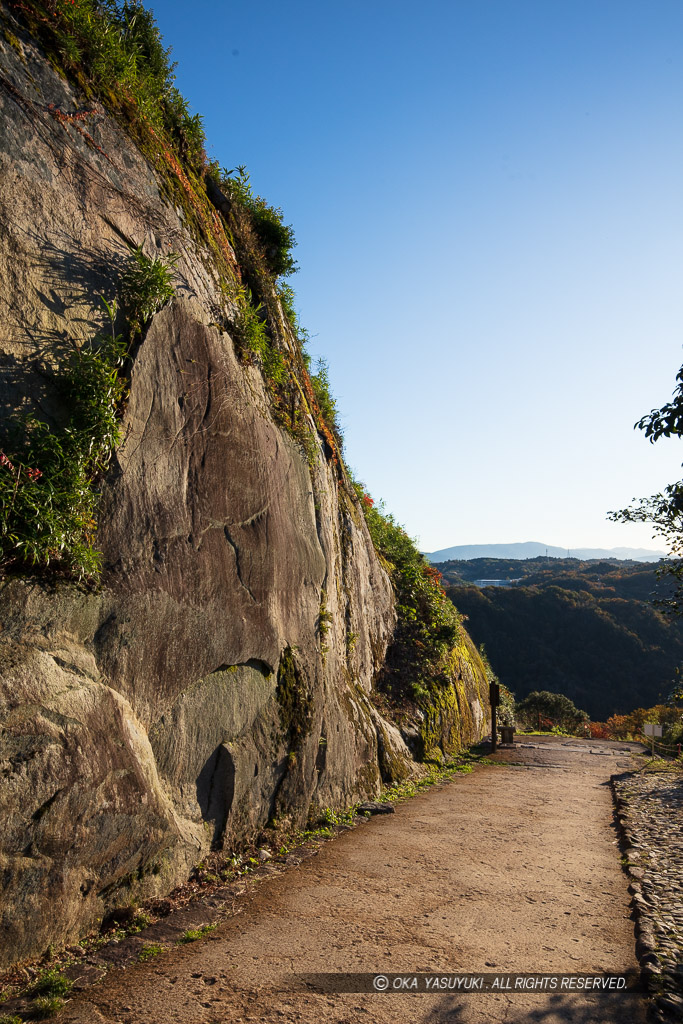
[234,288,287,385]
[610,489,683,614]
[354,484,462,700]
[177,924,216,943]
[0,248,176,580]
[591,702,683,749]
[310,359,343,451]
[32,996,65,1019]
[220,166,297,279]
[273,282,344,456]
[138,942,165,961]
[608,365,683,613]
[0,305,126,578]
[277,282,309,350]
[635,366,683,442]
[120,246,178,335]
[515,690,589,733]
[30,969,73,999]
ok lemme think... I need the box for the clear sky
[153,0,683,554]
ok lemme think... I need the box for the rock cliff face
[0,6,489,967]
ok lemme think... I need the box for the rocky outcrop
[0,7,489,967]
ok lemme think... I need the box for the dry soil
[59,737,647,1024]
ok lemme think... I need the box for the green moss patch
[276,647,313,750]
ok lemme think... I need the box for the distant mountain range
[424,541,667,563]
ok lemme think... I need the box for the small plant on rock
[310,359,343,450]
[234,288,286,386]
[0,242,178,581]
[120,246,178,336]
[130,911,152,932]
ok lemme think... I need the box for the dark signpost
[489,681,500,752]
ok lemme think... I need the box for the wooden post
[489,681,500,752]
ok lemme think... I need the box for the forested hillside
[439,558,683,719]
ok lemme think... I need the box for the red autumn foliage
[423,565,442,584]
[0,453,41,481]
[300,367,339,468]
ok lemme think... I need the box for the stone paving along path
[60,738,646,1024]
[613,767,683,1019]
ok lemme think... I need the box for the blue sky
[155,0,683,553]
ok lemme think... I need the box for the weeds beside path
[31,739,649,1023]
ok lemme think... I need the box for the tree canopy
[609,368,683,614]
[516,691,589,732]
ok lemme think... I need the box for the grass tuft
[176,924,216,944]
[138,942,165,961]
[29,969,73,999]
[32,995,66,1019]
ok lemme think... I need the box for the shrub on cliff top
[10,0,205,169]
[214,166,298,280]
[310,358,343,451]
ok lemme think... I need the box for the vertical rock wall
[0,12,489,967]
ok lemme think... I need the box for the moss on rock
[276,647,313,750]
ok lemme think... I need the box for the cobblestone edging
[612,770,683,1022]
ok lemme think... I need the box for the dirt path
[60,738,646,1024]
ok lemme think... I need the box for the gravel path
[41,737,647,1024]
[613,766,683,1022]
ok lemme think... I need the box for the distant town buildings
[473,578,524,588]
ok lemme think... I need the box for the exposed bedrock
[0,298,402,964]
[0,11,489,966]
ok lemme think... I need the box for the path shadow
[419,990,646,1023]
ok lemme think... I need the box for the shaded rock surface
[0,8,490,967]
